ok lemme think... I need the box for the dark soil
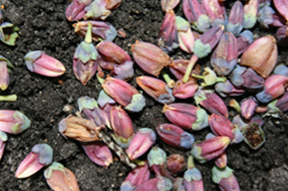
[0,0,288,190]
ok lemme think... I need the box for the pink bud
[0,56,12,91]
[273,0,288,21]
[0,110,31,134]
[25,51,66,77]
[241,96,258,119]
[202,0,226,25]
[215,152,227,169]
[243,0,259,29]
[0,131,7,161]
[176,16,194,54]
[65,0,92,21]
[173,78,199,99]
[133,177,172,191]
[212,166,240,191]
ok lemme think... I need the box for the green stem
[216,77,226,83]
[192,74,204,79]
[187,155,195,169]
[182,54,198,83]
[85,22,92,43]
[97,74,104,85]
[0,94,17,102]
[162,72,175,88]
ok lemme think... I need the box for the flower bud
[44,162,79,191]
[83,0,111,20]
[240,35,277,78]
[0,55,13,91]
[65,0,92,21]
[25,51,66,77]
[172,78,199,99]
[243,0,259,29]
[148,147,167,176]
[58,115,101,142]
[156,123,195,149]
[136,76,174,104]
[163,103,209,131]
[273,0,288,22]
[209,114,243,144]
[215,152,227,169]
[0,131,7,160]
[161,0,180,12]
[126,128,156,160]
[82,141,113,167]
[133,177,172,191]
[237,30,253,55]
[211,32,238,76]
[183,156,204,191]
[15,144,53,178]
[102,76,146,112]
[212,166,240,191]
[269,92,288,112]
[215,80,245,98]
[202,0,226,26]
[176,16,194,53]
[167,154,186,176]
[132,41,171,77]
[191,136,230,163]
[257,4,275,28]
[0,110,31,134]
[227,1,244,36]
[0,22,19,46]
[192,67,226,87]
[241,96,258,119]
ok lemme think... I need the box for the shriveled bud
[192,67,226,87]
[132,41,171,77]
[136,76,174,104]
[209,114,243,144]
[82,141,113,167]
[243,0,259,29]
[156,123,195,149]
[193,25,225,58]
[161,0,180,12]
[242,122,265,150]
[215,80,245,98]
[227,1,244,36]
[273,0,288,21]
[167,154,186,176]
[73,20,117,42]
[25,51,66,77]
[15,144,53,178]
[0,22,19,46]
[121,162,150,191]
[44,162,79,191]
[133,177,172,191]
[240,35,277,78]
[0,55,13,91]
[0,110,31,134]
[158,9,179,53]
[65,0,92,21]
[169,59,201,80]
[182,0,210,33]
[241,96,258,119]
[83,0,111,20]
[0,131,7,160]
[202,0,226,26]
[58,115,101,142]
[257,4,275,28]
[176,16,194,54]
[111,106,135,148]
[237,30,254,55]
[211,32,238,76]
[126,128,156,160]
[194,88,229,117]
[191,136,230,163]
[163,103,209,131]
[256,75,288,103]
[215,152,227,169]
[173,78,199,99]
[102,76,146,112]
[212,166,240,191]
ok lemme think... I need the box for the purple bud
[0,131,7,161]
[173,78,199,99]
[133,177,172,191]
[211,32,238,76]
[227,1,244,36]
[44,162,80,191]
[273,92,288,112]
[270,12,286,27]
[163,103,209,131]
[237,30,254,56]
[212,166,240,191]
[126,128,156,160]
[0,55,12,91]
[241,68,265,90]
[257,4,275,28]
[158,9,179,53]
[241,96,258,119]
[215,80,245,98]
[156,123,195,149]
[82,141,113,167]
[0,110,31,134]
[274,64,288,77]
[25,51,66,77]
[65,0,92,21]
[176,16,194,54]
[136,76,175,104]
[15,144,53,178]
[167,154,186,176]
[121,162,150,191]
[202,0,226,26]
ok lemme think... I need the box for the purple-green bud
[133,177,173,191]
[44,162,80,191]
[82,141,113,167]
[148,147,167,169]
[156,123,195,149]
[126,128,156,160]
[162,103,209,131]
[65,0,92,21]
[192,67,226,87]
[227,1,244,36]
[0,131,7,161]
[241,96,258,119]
[243,0,259,29]
[211,32,238,76]
[167,154,186,176]
[268,92,288,112]
[0,110,31,134]
[212,166,240,191]
[183,156,204,191]
[15,144,53,178]
[176,16,194,54]
[257,3,275,28]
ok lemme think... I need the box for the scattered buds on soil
[44,162,80,191]
[15,144,53,178]
[25,51,66,77]
[0,110,31,134]
[212,166,240,191]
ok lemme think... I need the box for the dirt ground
[0,0,288,190]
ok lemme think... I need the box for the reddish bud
[227,1,244,36]
[0,55,12,91]
[202,0,226,26]
[236,30,254,56]
[212,166,240,191]
[215,152,227,169]
[167,154,186,176]
[273,0,288,21]
[133,177,172,191]
[241,96,258,119]
[176,16,194,54]
[173,78,199,99]
[0,110,31,134]
[65,0,92,21]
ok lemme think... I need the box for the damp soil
[0,0,288,191]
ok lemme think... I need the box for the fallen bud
[176,16,194,54]
[167,154,186,176]
[192,67,226,87]
[83,0,111,20]
[15,143,53,178]
[44,162,79,191]
[226,1,244,36]
[215,152,227,169]
[25,51,66,77]
[183,155,204,191]
[257,3,275,28]
[0,131,7,161]
[215,80,245,98]
[172,78,199,99]
[243,0,259,29]
[241,96,258,119]
[212,166,240,191]
[156,123,195,149]
[273,0,288,22]
[202,0,226,26]
[0,110,31,134]
[169,59,201,80]
[236,30,254,55]
[0,55,13,91]
[133,177,172,191]
[65,0,92,21]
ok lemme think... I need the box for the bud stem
[229,99,241,113]
[97,73,105,85]
[187,155,195,169]
[0,94,17,102]
[85,22,92,43]
[182,54,198,83]
[162,71,175,88]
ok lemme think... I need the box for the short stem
[97,74,105,85]
[0,94,17,102]
[162,72,175,88]
[229,99,241,113]
[187,155,195,169]
[182,54,198,83]
[192,74,204,79]
[216,77,226,83]
[85,22,92,43]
